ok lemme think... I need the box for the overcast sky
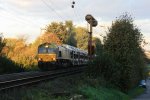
[0,0,150,50]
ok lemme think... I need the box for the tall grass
[79,86,131,100]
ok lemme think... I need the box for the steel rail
[0,67,85,91]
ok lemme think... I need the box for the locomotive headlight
[38,58,42,61]
[53,57,56,61]
[45,45,49,48]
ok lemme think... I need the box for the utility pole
[85,14,98,60]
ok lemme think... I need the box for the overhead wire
[70,0,78,22]
[41,0,83,24]
[73,8,81,22]
[48,0,70,21]
[70,0,83,23]
[41,0,64,21]
[1,0,84,31]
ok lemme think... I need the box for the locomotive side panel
[37,43,88,70]
[56,46,73,67]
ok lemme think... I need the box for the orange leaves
[1,32,62,68]
[37,32,62,45]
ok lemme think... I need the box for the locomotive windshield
[38,47,56,54]
[38,43,58,54]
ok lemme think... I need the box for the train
[37,43,88,70]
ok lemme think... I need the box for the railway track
[0,67,85,91]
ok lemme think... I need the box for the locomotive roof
[62,44,87,54]
[38,43,57,48]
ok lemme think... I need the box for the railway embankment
[0,67,84,91]
[0,73,133,100]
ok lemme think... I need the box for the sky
[0,0,150,50]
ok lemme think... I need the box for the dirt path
[134,79,150,100]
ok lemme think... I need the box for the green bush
[0,56,25,74]
[87,52,121,86]
[103,14,146,91]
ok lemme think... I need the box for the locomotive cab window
[59,51,62,57]
[74,54,76,58]
[48,48,56,53]
[38,47,47,54]
[38,46,56,54]
[70,51,73,58]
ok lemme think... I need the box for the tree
[75,27,89,50]
[46,21,89,49]
[65,20,73,30]
[35,32,62,46]
[46,21,77,47]
[65,32,77,47]
[93,37,103,54]
[2,38,37,68]
[0,37,24,73]
[0,36,5,54]
[104,14,146,91]
[46,22,67,43]
[0,42,4,55]
[64,21,77,47]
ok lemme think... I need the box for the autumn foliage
[0,20,100,73]
[0,38,24,74]
[1,32,63,70]
[0,24,77,69]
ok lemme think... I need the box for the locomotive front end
[38,43,58,70]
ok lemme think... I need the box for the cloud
[76,0,150,20]
[91,19,150,49]
[2,0,150,21]
[134,19,150,51]
[5,0,36,9]
[143,36,150,51]
[135,19,150,35]
[0,0,150,45]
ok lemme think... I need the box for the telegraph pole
[85,14,98,60]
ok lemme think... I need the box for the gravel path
[134,79,150,100]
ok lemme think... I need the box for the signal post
[85,14,98,60]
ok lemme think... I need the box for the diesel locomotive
[37,43,88,70]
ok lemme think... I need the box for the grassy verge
[0,74,132,100]
[128,87,145,98]
[79,86,130,100]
